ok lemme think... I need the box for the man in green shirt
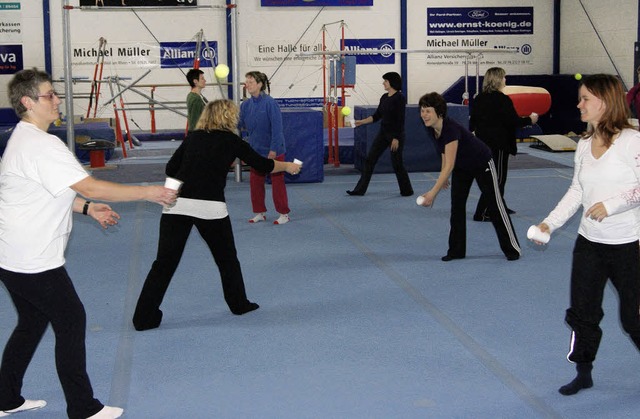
[186,68,207,131]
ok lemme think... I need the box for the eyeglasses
[37,91,59,101]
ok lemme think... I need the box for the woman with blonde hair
[470,67,538,220]
[532,74,640,395]
[133,99,301,331]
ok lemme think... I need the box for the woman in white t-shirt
[0,69,177,418]
[533,74,640,396]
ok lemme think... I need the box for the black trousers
[0,267,103,419]
[565,235,640,363]
[133,214,254,330]
[474,147,510,218]
[447,159,520,259]
[351,130,413,195]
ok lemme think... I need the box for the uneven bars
[103,70,151,105]
[112,81,188,118]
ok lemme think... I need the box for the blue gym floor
[2,144,640,418]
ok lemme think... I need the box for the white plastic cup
[164,177,183,191]
[293,158,303,167]
[416,196,425,206]
[527,225,550,244]
[164,177,182,209]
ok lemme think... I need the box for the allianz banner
[79,0,197,7]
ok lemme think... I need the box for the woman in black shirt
[470,67,538,220]
[132,99,301,331]
[346,72,413,197]
[417,92,521,262]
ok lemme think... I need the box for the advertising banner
[160,41,217,68]
[0,1,21,44]
[70,41,217,69]
[262,0,372,6]
[0,44,22,74]
[427,7,533,36]
[79,0,197,7]
[343,38,394,65]
[246,40,324,67]
[425,6,535,69]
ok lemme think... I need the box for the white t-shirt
[543,128,640,244]
[0,121,89,273]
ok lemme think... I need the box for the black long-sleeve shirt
[469,91,532,155]
[166,129,274,203]
[371,91,406,142]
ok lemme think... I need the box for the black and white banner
[79,0,197,7]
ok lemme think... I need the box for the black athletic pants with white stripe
[565,235,640,363]
[474,148,509,219]
[446,158,520,259]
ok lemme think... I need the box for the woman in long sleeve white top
[534,74,640,396]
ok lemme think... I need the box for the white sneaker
[248,213,266,223]
[86,406,124,419]
[0,399,47,416]
[273,213,290,225]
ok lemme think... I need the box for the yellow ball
[341,106,351,116]
[214,64,230,79]
[574,73,582,81]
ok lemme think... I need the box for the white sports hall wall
[0,0,638,130]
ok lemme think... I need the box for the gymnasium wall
[0,1,638,132]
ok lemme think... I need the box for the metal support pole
[475,54,481,98]
[62,2,75,153]
[230,0,242,182]
[462,55,469,105]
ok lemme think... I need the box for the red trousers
[250,154,290,214]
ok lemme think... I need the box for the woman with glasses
[0,68,176,418]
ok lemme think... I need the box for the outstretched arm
[419,140,457,207]
[72,197,120,229]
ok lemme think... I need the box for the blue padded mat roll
[281,108,324,183]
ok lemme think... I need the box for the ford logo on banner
[468,10,489,19]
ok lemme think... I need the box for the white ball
[416,196,425,206]
[214,64,230,79]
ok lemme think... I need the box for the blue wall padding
[0,108,19,126]
[354,104,469,173]
[324,127,354,164]
[281,108,324,183]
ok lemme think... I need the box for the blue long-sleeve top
[238,92,286,156]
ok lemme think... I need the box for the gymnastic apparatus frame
[320,20,351,167]
[60,0,240,164]
[300,47,518,167]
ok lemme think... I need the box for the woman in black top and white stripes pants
[470,67,538,220]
